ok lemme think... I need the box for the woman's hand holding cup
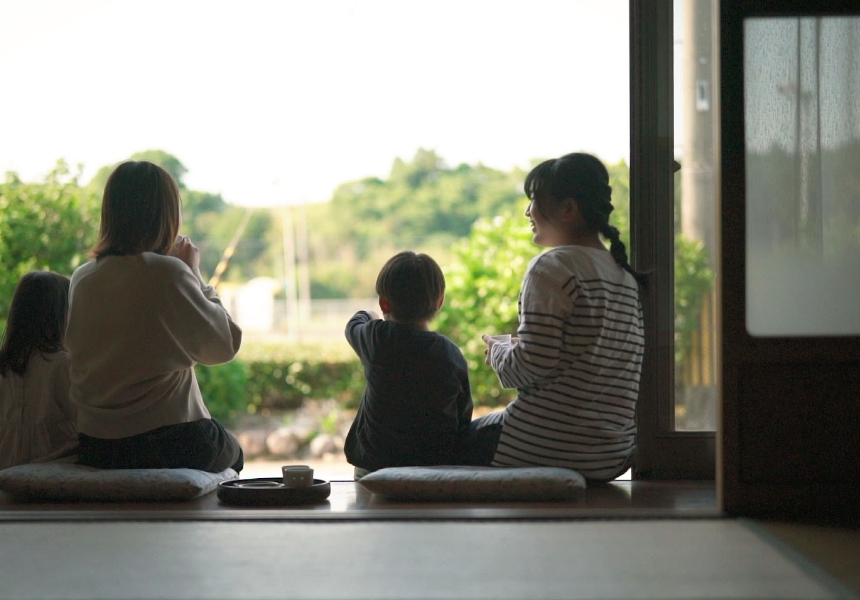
[171,235,204,284]
[482,334,512,364]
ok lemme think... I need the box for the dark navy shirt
[343,311,473,471]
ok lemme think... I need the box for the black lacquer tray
[217,477,331,506]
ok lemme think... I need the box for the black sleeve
[344,311,375,357]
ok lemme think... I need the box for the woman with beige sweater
[66,160,244,473]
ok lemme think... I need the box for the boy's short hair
[376,251,445,323]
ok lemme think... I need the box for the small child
[343,251,473,477]
[0,271,77,469]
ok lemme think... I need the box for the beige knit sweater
[66,253,242,439]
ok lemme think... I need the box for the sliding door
[631,0,717,479]
[720,0,860,521]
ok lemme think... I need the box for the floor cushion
[357,465,586,502]
[0,461,238,502]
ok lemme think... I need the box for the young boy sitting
[343,251,474,478]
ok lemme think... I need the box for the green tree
[326,148,525,248]
[87,149,190,195]
[672,163,716,388]
[389,147,446,189]
[128,150,189,187]
[198,207,274,282]
[309,149,526,297]
[607,159,631,248]
[181,189,232,278]
[435,211,534,407]
[674,236,714,367]
[0,161,100,319]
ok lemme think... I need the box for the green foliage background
[196,342,364,423]
[434,213,533,406]
[194,361,249,422]
[303,148,526,298]
[1,149,718,419]
[0,161,99,319]
[674,237,714,366]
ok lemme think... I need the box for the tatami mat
[0,519,853,599]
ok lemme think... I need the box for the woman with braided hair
[460,152,646,483]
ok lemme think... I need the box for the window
[631,0,716,479]
[744,16,860,337]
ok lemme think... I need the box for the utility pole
[681,0,717,266]
[282,206,300,340]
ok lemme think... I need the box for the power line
[208,207,254,287]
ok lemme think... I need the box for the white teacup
[487,334,511,344]
[282,465,314,488]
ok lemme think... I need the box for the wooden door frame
[630,0,717,480]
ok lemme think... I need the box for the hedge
[195,337,515,425]
[195,341,366,423]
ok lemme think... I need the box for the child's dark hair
[376,251,445,324]
[0,271,71,376]
[524,152,648,286]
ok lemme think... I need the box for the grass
[237,337,355,363]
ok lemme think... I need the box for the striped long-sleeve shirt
[488,245,644,481]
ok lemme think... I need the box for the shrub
[0,162,100,320]
[195,361,249,423]
[198,344,365,421]
[435,212,535,407]
[224,341,365,415]
[674,235,715,372]
[244,358,364,414]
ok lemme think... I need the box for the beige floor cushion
[0,461,238,502]
[358,465,586,502]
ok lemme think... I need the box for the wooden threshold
[0,479,718,522]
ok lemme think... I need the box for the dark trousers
[457,411,504,466]
[78,418,244,473]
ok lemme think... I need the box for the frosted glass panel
[744,17,860,336]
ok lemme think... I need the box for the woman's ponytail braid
[600,223,647,286]
[555,153,649,287]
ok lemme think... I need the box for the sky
[0,0,629,207]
